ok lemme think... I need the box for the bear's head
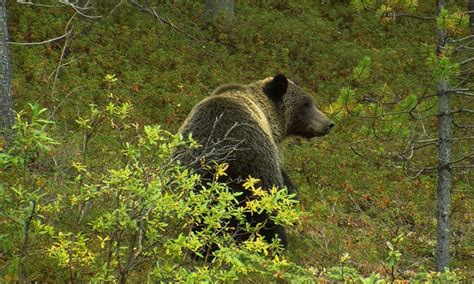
[263,74,335,138]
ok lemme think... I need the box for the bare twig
[59,0,102,19]
[450,35,474,43]
[17,0,63,8]
[349,141,404,169]
[130,0,202,44]
[453,120,474,128]
[47,56,83,80]
[107,0,124,18]
[51,12,77,96]
[385,12,435,21]
[448,89,474,97]
[452,165,474,169]
[18,199,37,282]
[449,152,474,165]
[452,108,474,114]
[49,86,84,120]
[410,166,438,178]
[9,32,69,46]
[460,57,474,65]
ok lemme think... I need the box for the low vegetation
[1,1,472,282]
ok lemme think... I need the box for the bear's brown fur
[178,74,334,249]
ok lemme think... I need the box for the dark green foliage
[2,0,472,281]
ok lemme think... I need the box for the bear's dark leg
[259,219,288,249]
[281,168,299,200]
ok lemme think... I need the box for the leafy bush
[0,81,312,282]
[5,1,472,281]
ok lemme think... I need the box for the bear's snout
[327,121,335,132]
[309,120,334,137]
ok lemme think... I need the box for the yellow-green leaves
[103,73,118,84]
[213,162,228,180]
[48,232,95,269]
[0,103,58,169]
[327,86,359,120]
[243,176,260,190]
[437,8,469,36]
[352,0,418,14]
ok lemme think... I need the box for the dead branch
[16,0,63,8]
[450,35,474,42]
[453,120,474,128]
[384,12,435,21]
[50,12,77,96]
[349,141,404,169]
[59,0,102,19]
[451,108,474,114]
[448,152,474,165]
[107,0,124,18]
[460,57,474,65]
[49,86,84,120]
[9,32,69,46]
[130,0,202,44]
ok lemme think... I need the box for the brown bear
[177,74,334,250]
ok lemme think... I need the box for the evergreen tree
[347,0,473,272]
[0,0,13,134]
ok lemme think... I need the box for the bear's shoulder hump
[212,83,248,96]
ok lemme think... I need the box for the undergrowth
[2,0,472,281]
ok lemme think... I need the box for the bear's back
[179,87,274,144]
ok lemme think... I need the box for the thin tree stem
[435,0,451,272]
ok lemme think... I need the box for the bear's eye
[304,102,311,108]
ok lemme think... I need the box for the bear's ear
[263,73,288,100]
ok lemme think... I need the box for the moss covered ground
[6,1,472,280]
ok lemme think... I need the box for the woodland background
[0,0,472,282]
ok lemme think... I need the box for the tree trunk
[204,0,234,22]
[435,0,451,272]
[0,0,14,133]
[470,0,474,32]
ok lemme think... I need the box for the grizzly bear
[177,74,334,250]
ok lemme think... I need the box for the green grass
[5,0,472,280]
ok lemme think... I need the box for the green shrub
[0,90,310,282]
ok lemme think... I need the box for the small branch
[447,88,474,97]
[455,46,474,52]
[451,165,474,169]
[447,88,470,92]
[450,35,474,43]
[449,152,474,165]
[410,166,438,178]
[453,120,474,128]
[454,91,474,97]
[385,12,435,21]
[51,12,77,96]
[9,32,69,46]
[48,56,83,80]
[416,137,474,143]
[121,232,137,283]
[349,141,404,170]
[49,86,84,120]
[130,0,202,44]
[107,0,124,18]
[18,199,37,282]
[59,0,102,19]
[451,109,474,114]
[197,78,211,93]
[17,0,62,8]
[459,57,474,65]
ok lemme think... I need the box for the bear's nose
[327,121,335,131]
